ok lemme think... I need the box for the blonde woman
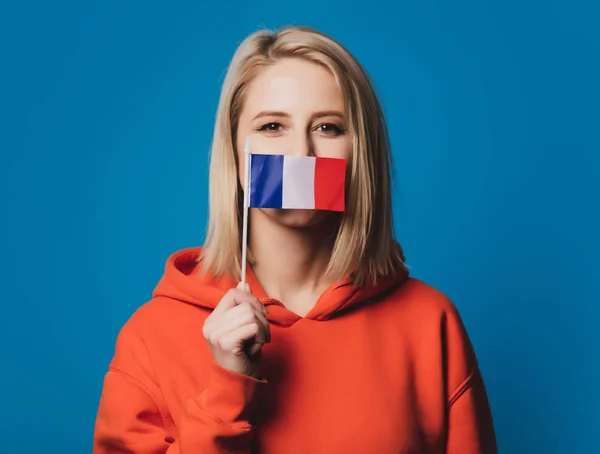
[93,26,497,454]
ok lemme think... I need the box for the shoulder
[390,277,463,320]
[108,299,169,361]
[122,295,207,337]
[387,277,477,366]
[110,297,207,371]
[115,298,177,341]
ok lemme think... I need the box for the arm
[443,304,497,454]
[446,366,497,454]
[93,320,266,453]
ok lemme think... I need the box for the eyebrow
[252,110,345,121]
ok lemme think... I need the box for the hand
[202,282,271,378]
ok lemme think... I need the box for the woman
[93,26,497,453]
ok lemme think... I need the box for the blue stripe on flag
[250,154,284,208]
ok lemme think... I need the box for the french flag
[249,154,347,212]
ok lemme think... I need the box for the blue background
[1,0,598,452]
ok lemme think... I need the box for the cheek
[237,154,248,188]
[243,135,292,157]
[235,131,247,185]
[315,135,353,161]
[342,137,353,161]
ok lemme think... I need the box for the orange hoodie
[93,247,497,453]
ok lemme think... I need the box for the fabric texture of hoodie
[93,247,497,453]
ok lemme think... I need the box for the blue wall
[1,1,598,452]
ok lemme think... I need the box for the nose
[288,131,315,157]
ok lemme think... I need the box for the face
[236,58,352,228]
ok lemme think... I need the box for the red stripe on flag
[314,157,346,212]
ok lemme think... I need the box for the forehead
[243,58,344,114]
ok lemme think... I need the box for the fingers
[204,288,271,358]
[203,283,270,377]
[236,281,252,292]
[211,286,265,318]
[209,303,270,344]
[247,342,263,356]
[219,323,261,354]
[230,302,269,342]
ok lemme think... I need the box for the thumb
[236,281,252,293]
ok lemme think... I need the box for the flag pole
[240,138,251,289]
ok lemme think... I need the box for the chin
[261,208,335,229]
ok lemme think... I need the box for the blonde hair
[200,26,405,286]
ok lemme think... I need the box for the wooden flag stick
[241,138,251,288]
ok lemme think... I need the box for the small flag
[249,154,346,212]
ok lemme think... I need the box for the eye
[315,123,345,135]
[257,122,283,132]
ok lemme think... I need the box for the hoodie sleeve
[93,320,266,454]
[443,303,497,454]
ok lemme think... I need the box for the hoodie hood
[153,247,409,327]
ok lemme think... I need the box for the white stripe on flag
[282,155,315,209]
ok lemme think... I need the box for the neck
[248,210,339,313]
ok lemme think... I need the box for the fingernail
[237,282,251,292]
